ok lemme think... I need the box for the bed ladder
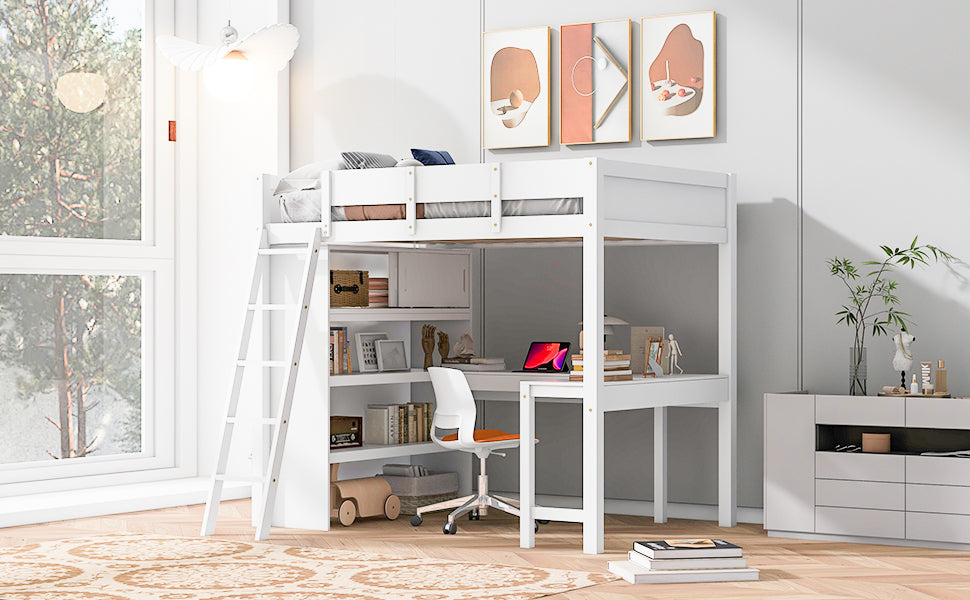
[201,227,322,540]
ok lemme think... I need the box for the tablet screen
[522,342,571,371]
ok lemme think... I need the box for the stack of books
[608,539,758,584]
[329,327,352,374]
[447,357,507,372]
[368,277,389,307]
[569,350,632,381]
[363,402,434,445]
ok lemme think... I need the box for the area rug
[0,533,614,599]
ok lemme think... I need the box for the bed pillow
[273,159,344,195]
[411,148,455,166]
[341,151,397,169]
[395,158,424,167]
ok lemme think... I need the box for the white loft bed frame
[254,157,737,549]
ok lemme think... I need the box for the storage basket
[382,471,458,515]
[330,270,369,307]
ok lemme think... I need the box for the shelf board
[329,442,446,464]
[329,370,430,387]
[329,307,471,322]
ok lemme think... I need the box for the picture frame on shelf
[644,336,664,377]
[376,339,409,372]
[356,332,389,373]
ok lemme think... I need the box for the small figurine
[421,324,436,370]
[437,331,450,363]
[891,331,915,388]
[453,332,475,358]
[667,333,684,374]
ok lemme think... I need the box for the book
[449,362,507,371]
[626,551,747,571]
[364,407,389,444]
[572,365,632,372]
[470,357,505,364]
[572,353,630,361]
[608,561,758,584]
[441,356,472,364]
[633,539,742,559]
[569,373,633,382]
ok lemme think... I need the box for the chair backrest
[427,367,477,446]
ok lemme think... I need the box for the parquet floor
[3,500,970,599]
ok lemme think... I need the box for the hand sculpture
[421,324,436,370]
[437,331,450,362]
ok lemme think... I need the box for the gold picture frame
[643,336,664,377]
[482,26,551,149]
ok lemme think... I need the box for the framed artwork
[643,337,664,378]
[355,332,388,373]
[560,19,631,145]
[375,339,408,372]
[641,11,716,141]
[482,26,550,149]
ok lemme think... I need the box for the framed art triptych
[482,26,551,149]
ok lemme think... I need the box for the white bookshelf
[329,369,430,387]
[329,442,447,464]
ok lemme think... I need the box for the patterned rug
[0,533,613,599]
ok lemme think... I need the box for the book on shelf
[449,362,507,372]
[633,539,742,559]
[382,463,429,477]
[441,356,472,364]
[470,357,505,364]
[572,363,631,371]
[363,402,432,445]
[569,373,633,382]
[626,551,747,571]
[607,561,758,584]
[329,327,352,374]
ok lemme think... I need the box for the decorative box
[330,270,369,307]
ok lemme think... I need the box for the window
[0,0,177,489]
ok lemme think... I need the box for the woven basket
[330,270,369,307]
[399,491,458,515]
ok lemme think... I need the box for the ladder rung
[247,304,299,311]
[226,417,280,425]
[215,474,265,483]
[236,360,291,368]
[258,247,310,255]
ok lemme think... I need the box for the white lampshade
[56,72,107,113]
[202,50,253,102]
[579,315,628,335]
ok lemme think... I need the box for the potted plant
[827,237,953,395]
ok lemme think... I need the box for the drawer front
[816,395,904,426]
[906,398,970,429]
[907,512,970,544]
[816,506,905,539]
[816,479,904,511]
[907,484,970,515]
[816,452,905,483]
[907,456,970,486]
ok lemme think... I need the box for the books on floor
[608,539,758,584]
[363,402,433,445]
[569,350,632,382]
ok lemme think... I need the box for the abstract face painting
[482,27,550,149]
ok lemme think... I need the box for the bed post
[718,173,738,527]
[489,163,502,234]
[582,158,605,554]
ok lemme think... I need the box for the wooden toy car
[329,464,401,526]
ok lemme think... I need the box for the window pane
[0,274,142,464]
[0,0,142,240]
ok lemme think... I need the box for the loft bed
[256,157,737,554]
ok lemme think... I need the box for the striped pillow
[340,151,397,169]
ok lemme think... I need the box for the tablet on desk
[520,342,571,372]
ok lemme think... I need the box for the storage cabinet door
[398,253,470,308]
[764,393,815,533]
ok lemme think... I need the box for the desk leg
[653,406,667,524]
[583,398,605,554]
[519,383,535,549]
[718,398,738,527]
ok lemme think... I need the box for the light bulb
[56,72,107,113]
[202,50,253,102]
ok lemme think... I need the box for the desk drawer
[907,456,970,486]
[816,395,904,426]
[907,484,970,515]
[816,506,904,539]
[907,512,970,544]
[816,452,905,483]
[906,398,970,429]
[816,479,904,511]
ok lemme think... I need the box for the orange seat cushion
[441,429,521,443]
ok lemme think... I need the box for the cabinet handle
[461,268,466,292]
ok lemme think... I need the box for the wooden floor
[3,500,970,599]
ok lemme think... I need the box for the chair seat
[441,429,520,443]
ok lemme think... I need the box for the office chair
[410,367,537,535]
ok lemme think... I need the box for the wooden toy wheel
[383,494,401,520]
[338,499,357,527]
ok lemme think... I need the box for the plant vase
[849,346,867,396]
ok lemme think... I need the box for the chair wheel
[468,509,480,521]
[443,522,457,535]
[535,523,539,533]
[537,519,550,525]
[410,515,423,527]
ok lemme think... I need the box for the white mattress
[277,190,582,223]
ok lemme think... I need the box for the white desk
[516,374,732,554]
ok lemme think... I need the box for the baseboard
[496,491,764,524]
[767,529,970,552]
[0,477,251,528]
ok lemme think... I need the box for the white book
[450,362,507,371]
[470,357,505,364]
[608,561,759,584]
[627,551,747,571]
[633,539,742,559]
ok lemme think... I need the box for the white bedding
[276,189,582,223]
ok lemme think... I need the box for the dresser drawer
[816,506,905,539]
[907,512,970,544]
[816,479,904,511]
[816,452,905,483]
[907,456,970,486]
[816,395,904,426]
[906,398,970,429]
[907,484,970,515]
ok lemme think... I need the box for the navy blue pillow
[411,148,455,166]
